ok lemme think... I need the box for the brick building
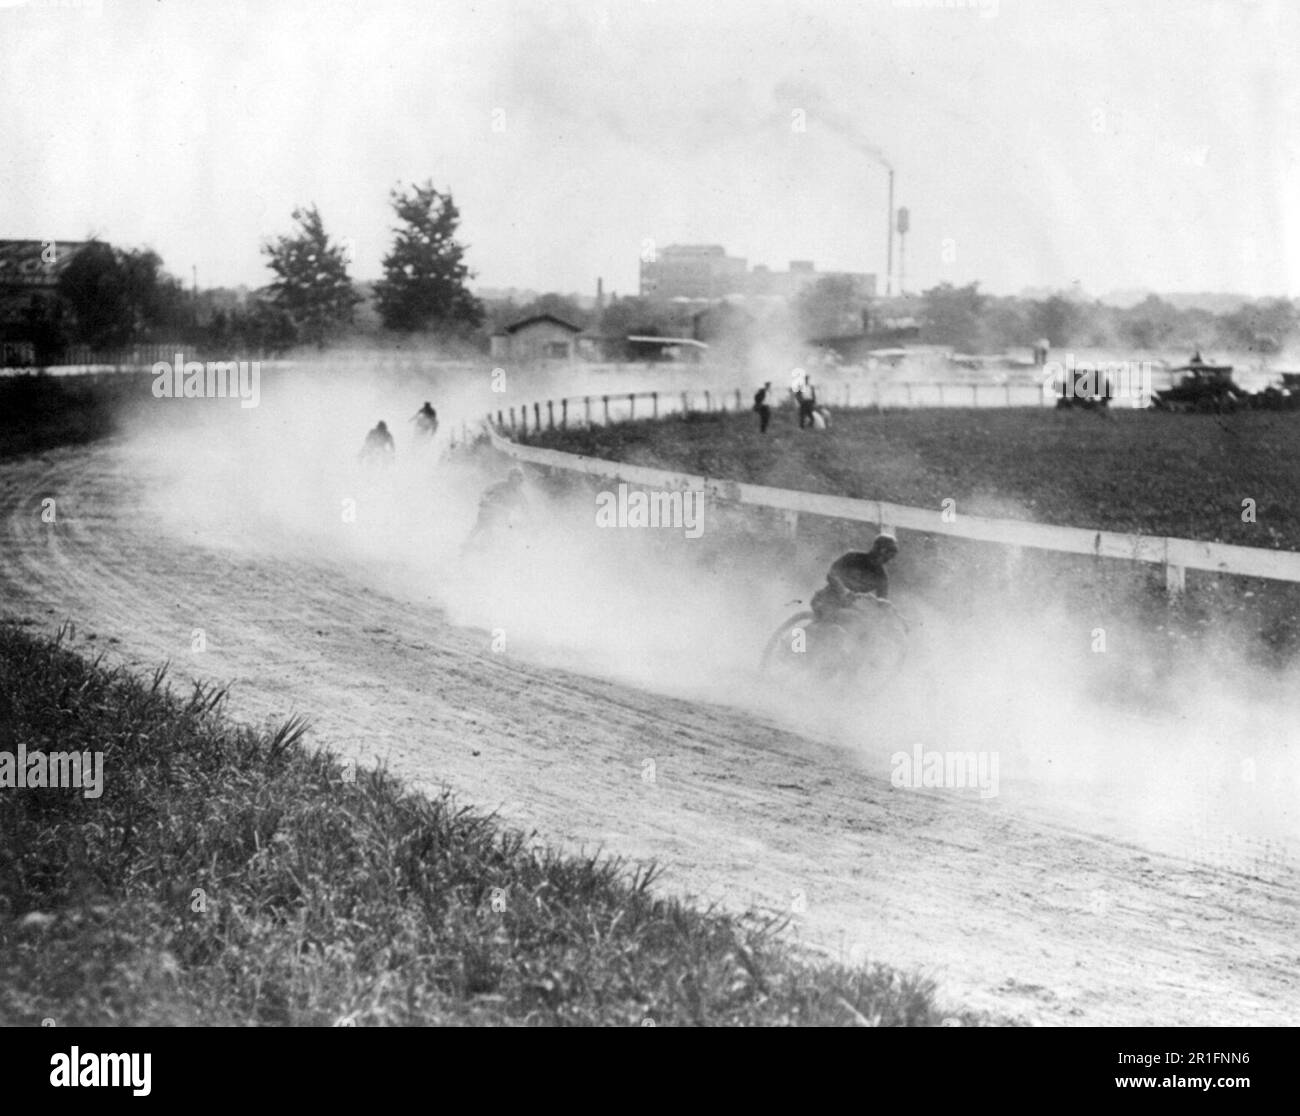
[639,245,748,300]
[639,243,875,303]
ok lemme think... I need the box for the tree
[597,296,674,338]
[56,241,132,349]
[795,275,862,340]
[595,296,683,359]
[122,249,189,340]
[919,282,986,349]
[514,293,589,329]
[373,181,483,333]
[262,205,359,347]
[481,297,521,335]
[1117,295,1180,350]
[979,295,1031,351]
[55,241,186,350]
[224,299,298,354]
[1218,298,1299,354]
[21,293,66,366]
[1028,294,1085,348]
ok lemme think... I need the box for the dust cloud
[123,355,1300,884]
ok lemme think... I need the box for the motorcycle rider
[464,466,528,550]
[810,534,898,621]
[359,420,396,464]
[412,401,439,437]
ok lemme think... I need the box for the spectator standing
[752,381,775,433]
[798,379,818,429]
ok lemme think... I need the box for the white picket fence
[482,422,1300,592]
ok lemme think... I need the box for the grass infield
[529,406,1300,552]
[0,623,982,1026]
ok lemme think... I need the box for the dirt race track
[2,441,1298,1026]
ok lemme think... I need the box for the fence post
[681,391,690,415]
[1165,540,1186,596]
[603,395,610,424]
[652,391,659,418]
[534,402,541,431]
[629,393,636,420]
[734,389,741,410]
[704,390,712,412]
[547,400,555,430]
[585,396,592,425]
[497,410,504,429]
[509,407,516,433]
[561,399,568,429]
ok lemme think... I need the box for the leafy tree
[228,300,298,354]
[1028,295,1084,348]
[1218,298,1298,354]
[262,205,360,347]
[55,241,133,349]
[513,293,589,329]
[979,296,1031,351]
[594,296,686,359]
[795,275,862,339]
[597,296,674,338]
[54,241,187,350]
[373,181,483,333]
[919,282,986,349]
[18,293,67,365]
[124,251,190,340]
[481,298,521,335]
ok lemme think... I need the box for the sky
[2,0,1297,299]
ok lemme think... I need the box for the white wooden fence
[481,380,1067,435]
[482,423,1300,593]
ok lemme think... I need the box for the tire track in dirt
[1,442,1297,1025]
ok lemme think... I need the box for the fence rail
[0,345,292,375]
[480,377,1160,436]
[483,421,1300,591]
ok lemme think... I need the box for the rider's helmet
[376,420,388,432]
[870,533,899,561]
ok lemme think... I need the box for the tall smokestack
[885,168,894,298]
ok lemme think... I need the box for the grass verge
[0,622,980,1027]
[530,407,1300,551]
[0,373,142,460]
